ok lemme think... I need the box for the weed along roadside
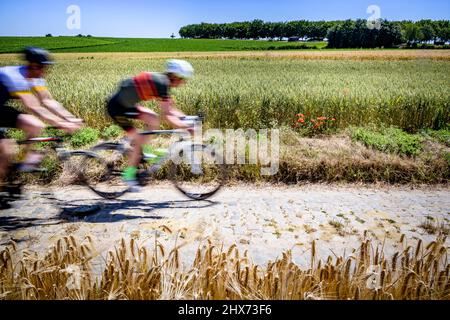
[5,124,449,185]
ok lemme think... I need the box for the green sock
[123,166,138,181]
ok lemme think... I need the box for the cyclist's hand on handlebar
[67,117,84,125]
[57,121,81,133]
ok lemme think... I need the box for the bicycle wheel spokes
[170,144,226,200]
[83,146,129,199]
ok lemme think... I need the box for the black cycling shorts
[0,105,23,129]
[106,95,140,132]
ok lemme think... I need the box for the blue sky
[0,0,449,38]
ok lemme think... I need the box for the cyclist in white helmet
[106,59,195,190]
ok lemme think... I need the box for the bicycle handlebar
[179,115,204,122]
[139,129,189,136]
[17,137,64,145]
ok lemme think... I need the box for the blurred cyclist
[0,47,82,179]
[106,59,194,190]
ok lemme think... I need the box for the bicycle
[0,128,99,209]
[78,115,227,201]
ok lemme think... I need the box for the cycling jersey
[0,66,47,128]
[114,72,170,108]
[107,72,171,131]
[0,66,47,107]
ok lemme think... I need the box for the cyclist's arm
[35,89,82,123]
[17,93,67,127]
[160,98,190,129]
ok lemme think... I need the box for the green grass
[0,37,326,53]
[350,126,423,157]
[0,37,116,53]
[5,129,26,141]
[422,128,450,146]
[101,124,123,140]
[70,127,100,148]
[445,152,450,167]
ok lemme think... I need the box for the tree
[292,20,309,39]
[433,20,450,42]
[45,34,53,37]
[377,20,403,48]
[249,19,264,39]
[404,23,420,44]
[171,33,175,39]
[177,19,449,46]
[179,26,189,38]
[272,22,285,40]
[419,24,435,43]
[284,21,297,38]
[327,19,402,48]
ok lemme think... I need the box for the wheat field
[0,233,448,300]
[0,50,449,131]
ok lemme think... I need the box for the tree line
[179,19,450,48]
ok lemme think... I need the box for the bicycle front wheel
[169,143,226,200]
[82,143,130,199]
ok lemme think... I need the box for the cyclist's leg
[107,97,142,186]
[0,134,14,180]
[0,106,44,177]
[16,113,45,170]
[126,106,159,167]
[107,95,138,161]
[136,105,159,130]
[136,104,159,150]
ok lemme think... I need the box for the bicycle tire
[169,143,227,200]
[79,144,130,199]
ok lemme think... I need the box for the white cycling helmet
[166,59,194,79]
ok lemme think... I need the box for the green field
[2,52,449,131]
[0,37,326,53]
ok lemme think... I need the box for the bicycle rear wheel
[169,143,226,200]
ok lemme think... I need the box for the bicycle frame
[98,128,195,177]
[85,114,225,200]
[119,115,204,174]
